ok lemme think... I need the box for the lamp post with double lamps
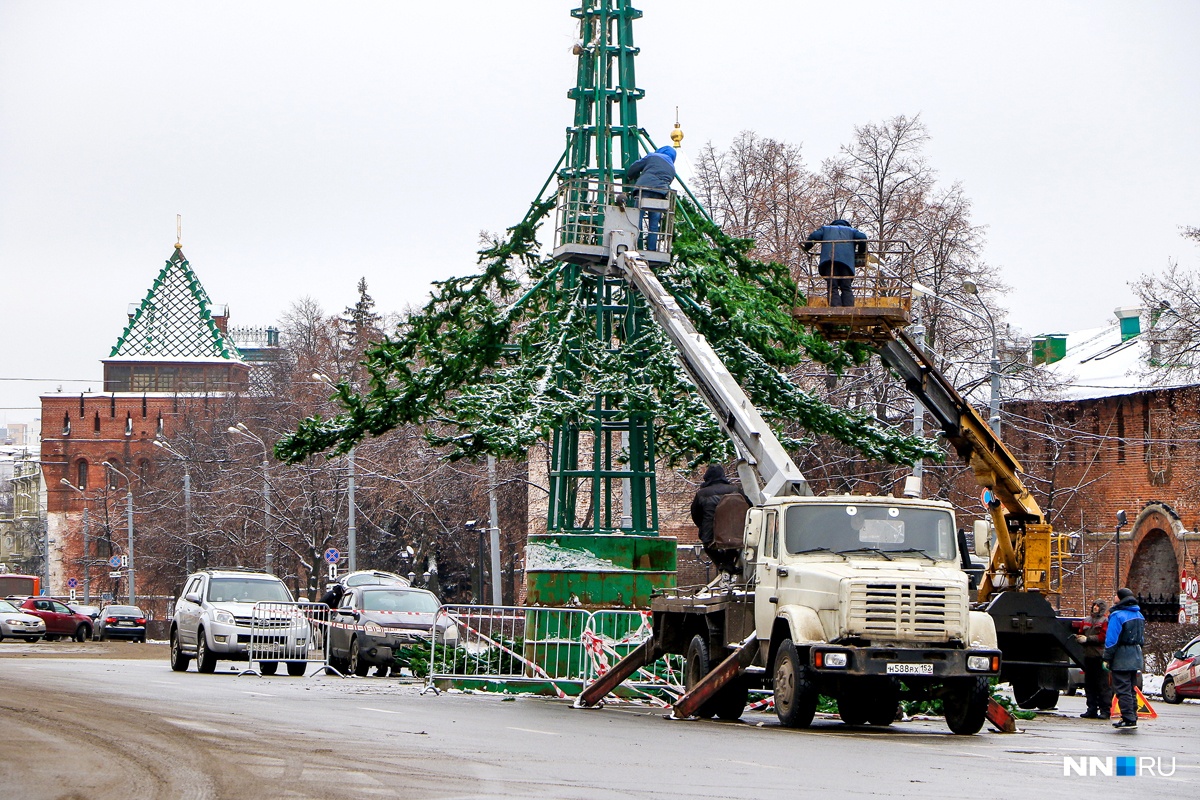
[911,280,1002,435]
[153,439,193,574]
[104,462,136,604]
[227,423,273,573]
[59,479,93,603]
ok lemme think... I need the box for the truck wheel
[773,639,817,728]
[713,676,748,721]
[867,678,900,726]
[685,635,717,718]
[943,676,989,735]
[1012,677,1058,710]
[837,692,869,726]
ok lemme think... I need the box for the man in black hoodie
[690,464,743,570]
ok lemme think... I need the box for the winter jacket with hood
[1077,599,1108,658]
[803,220,868,273]
[625,146,677,194]
[1104,596,1146,672]
[690,465,742,547]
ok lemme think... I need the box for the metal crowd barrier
[239,601,333,678]
[427,605,684,704]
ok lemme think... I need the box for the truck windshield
[784,504,956,560]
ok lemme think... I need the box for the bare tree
[1132,228,1200,384]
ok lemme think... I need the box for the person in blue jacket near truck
[1104,587,1146,729]
[624,145,677,251]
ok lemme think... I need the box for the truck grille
[847,581,964,641]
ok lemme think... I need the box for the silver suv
[169,568,309,676]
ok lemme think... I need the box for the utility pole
[347,447,356,573]
[488,455,502,605]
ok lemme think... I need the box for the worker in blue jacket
[624,145,677,251]
[801,219,868,307]
[1104,587,1145,728]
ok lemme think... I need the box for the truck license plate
[886,663,933,675]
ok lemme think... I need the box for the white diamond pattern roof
[109,248,244,363]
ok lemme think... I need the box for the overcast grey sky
[2,1,1198,429]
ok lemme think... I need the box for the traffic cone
[1110,686,1157,719]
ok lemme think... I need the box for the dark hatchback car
[328,586,452,677]
[96,605,147,642]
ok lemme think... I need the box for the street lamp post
[912,280,1002,435]
[153,439,193,574]
[104,463,135,604]
[228,423,272,573]
[59,479,92,603]
[313,373,356,572]
[1115,509,1128,592]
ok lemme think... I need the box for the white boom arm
[613,246,811,503]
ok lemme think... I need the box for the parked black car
[96,605,147,642]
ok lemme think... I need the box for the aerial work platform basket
[552,178,674,270]
[792,239,914,344]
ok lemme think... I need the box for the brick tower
[40,244,248,600]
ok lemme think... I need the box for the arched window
[76,460,88,490]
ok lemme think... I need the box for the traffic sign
[109,571,124,579]
[67,578,78,589]
[323,548,341,564]
[328,562,339,581]
[69,589,77,602]
[108,556,122,569]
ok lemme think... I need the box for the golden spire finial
[670,106,684,149]
[175,214,183,249]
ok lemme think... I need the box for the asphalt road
[1,643,1197,799]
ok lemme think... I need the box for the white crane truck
[573,230,1003,734]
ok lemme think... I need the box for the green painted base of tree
[525,533,677,609]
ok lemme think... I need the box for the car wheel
[349,637,370,677]
[196,629,217,673]
[1162,677,1183,704]
[74,625,90,643]
[259,661,279,676]
[169,629,191,672]
[773,639,818,728]
[943,676,990,735]
[287,661,307,677]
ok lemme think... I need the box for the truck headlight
[815,650,848,668]
[967,655,992,671]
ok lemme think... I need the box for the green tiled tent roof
[109,247,244,362]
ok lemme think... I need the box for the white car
[169,568,310,676]
[0,598,47,642]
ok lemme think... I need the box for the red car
[19,598,93,642]
[1162,635,1200,704]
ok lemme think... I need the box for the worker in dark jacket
[1104,588,1146,728]
[624,145,677,251]
[319,582,345,609]
[801,219,868,307]
[1075,599,1112,718]
[690,464,743,571]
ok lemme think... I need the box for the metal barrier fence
[797,238,913,309]
[428,605,684,703]
[551,178,676,263]
[240,601,333,678]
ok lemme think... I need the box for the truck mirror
[972,520,992,558]
[743,509,763,549]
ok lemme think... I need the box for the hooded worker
[624,145,678,251]
[690,464,745,570]
[801,219,869,307]
[1075,598,1112,718]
